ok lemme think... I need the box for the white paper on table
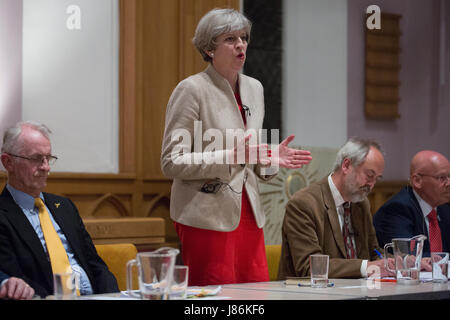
[420,272,433,282]
[187,286,222,297]
[120,289,140,297]
[85,296,139,300]
[339,285,369,289]
[119,286,225,299]
[420,271,450,282]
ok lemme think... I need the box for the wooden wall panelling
[138,0,180,180]
[365,13,402,120]
[179,0,204,80]
[84,217,165,251]
[43,173,136,217]
[368,180,406,214]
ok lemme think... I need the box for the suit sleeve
[0,214,48,297]
[66,199,119,294]
[0,270,9,284]
[282,199,321,277]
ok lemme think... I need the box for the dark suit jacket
[0,270,9,284]
[278,177,381,280]
[373,186,450,256]
[0,187,119,297]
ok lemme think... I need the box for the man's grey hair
[332,137,383,172]
[1,120,52,154]
[192,8,252,62]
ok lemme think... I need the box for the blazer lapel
[406,187,431,252]
[321,180,347,258]
[0,188,53,287]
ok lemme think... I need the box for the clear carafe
[126,247,180,299]
[384,235,426,285]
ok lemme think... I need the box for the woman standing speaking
[161,8,312,286]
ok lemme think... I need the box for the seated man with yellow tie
[0,121,119,298]
[279,138,420,280]
[373,150,450,256]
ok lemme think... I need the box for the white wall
[347,0,450,180]
[0,0,22,144]
[22,0,119,173]
[283,0,348,148]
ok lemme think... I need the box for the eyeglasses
[417,173,450,184]
[7,153,58,166]
[363,169,382,183]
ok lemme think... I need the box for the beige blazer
[278,177,381,279]
[160,64,275,232]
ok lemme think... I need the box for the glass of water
[53,272,77,300]
[431,252,449,284]
[310,254,329,288]
[169,265,189,300]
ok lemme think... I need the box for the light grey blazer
[160,64,275,232]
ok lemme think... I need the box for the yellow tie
[35,198,79,295]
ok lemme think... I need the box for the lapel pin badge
[55,203,60,208]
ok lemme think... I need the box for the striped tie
[343,202,356,259]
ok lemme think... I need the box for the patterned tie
[428,209,442,252]
[342,202,356,259]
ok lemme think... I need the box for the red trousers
[174,188,269,286]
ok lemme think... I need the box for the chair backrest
[95,243,138,291]
[265,244,282,281]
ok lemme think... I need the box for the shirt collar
[412,189,434,217]
[6,184,44,211]
[328,174,346,209]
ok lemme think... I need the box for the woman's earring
[210,52,214,58]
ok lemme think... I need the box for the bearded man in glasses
[373,150,450,256]
[0,121,118,298]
